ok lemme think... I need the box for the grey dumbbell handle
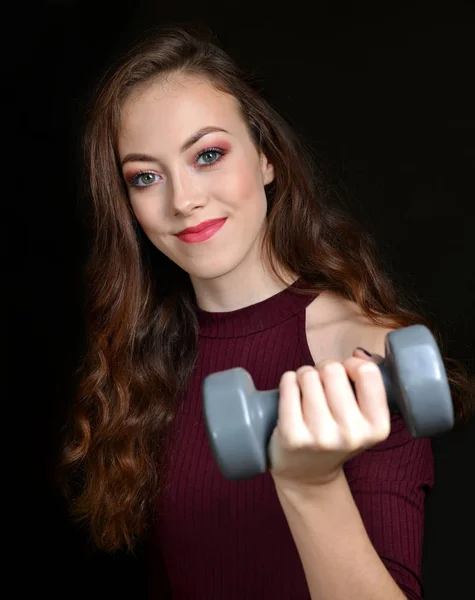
[245,364,396,470]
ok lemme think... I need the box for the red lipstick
[175,218,227,244]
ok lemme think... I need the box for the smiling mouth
[175,218,227,244]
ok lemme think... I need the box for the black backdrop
[9,1,475,598]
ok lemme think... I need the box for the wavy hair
[59,25,475,552]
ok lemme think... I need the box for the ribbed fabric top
[150,279,434,600]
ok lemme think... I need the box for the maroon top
[150,280,434,600]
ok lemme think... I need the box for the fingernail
[356,347,372,357]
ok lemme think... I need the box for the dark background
[9,1,474,598]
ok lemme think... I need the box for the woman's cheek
[214,162,260,206]
[130,198,157,235]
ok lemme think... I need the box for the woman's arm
[275,473,409,600]
[269,328,432,600]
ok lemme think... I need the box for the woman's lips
[175,218,227,244]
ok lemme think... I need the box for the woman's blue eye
[196,148,223,166]
[129,148,223,188]
[131,172,159,187]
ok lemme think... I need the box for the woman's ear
[260,153,275,186]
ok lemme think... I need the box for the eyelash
[128,147,226,189]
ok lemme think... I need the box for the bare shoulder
[305,290,396,363]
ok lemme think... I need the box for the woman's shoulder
[305,290,395,363]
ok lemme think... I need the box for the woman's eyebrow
[121,125,230,167]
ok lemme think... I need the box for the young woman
[60,25,474,600]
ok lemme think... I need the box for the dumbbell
[202,324,454,481]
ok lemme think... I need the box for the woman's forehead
[119,76,245,152]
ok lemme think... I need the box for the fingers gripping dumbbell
[203,325,454,481]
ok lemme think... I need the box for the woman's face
[118,74,274,283]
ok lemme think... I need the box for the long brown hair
[59,25,475,553]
